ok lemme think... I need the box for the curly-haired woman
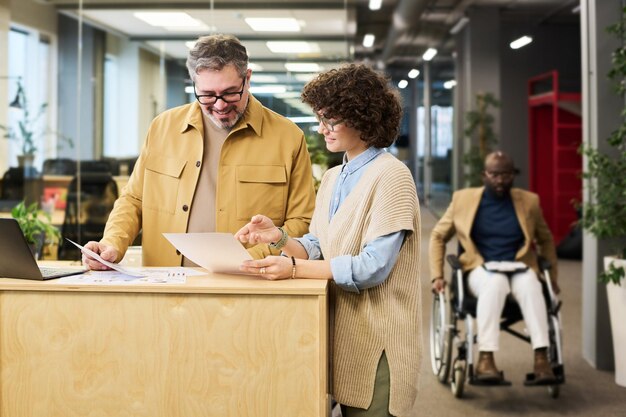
[235,63,422,417]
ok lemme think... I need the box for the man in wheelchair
[430,151,559,385]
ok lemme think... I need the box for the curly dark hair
[301,63,403,148]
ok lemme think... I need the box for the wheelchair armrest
[538,255,551,272]
[446,254,463,270]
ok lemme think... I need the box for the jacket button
[196,161,201,167]
[176,250,180,255]
[182,204,189,212]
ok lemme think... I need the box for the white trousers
[468,266,549,351]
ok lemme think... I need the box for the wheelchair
[429,254,565,398]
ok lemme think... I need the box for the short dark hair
[301,63,403,148]
[186,34,248,81]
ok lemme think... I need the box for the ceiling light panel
[249,85,287,94]
[245,18,301,32]
[134,12,203,28]
[422,48,437,61]
[510,36,533,50]
[408,69,420,79]
[251,75,279,83]
[369,0,383,11]
[363,34,375,48]
[267,41,320,54]
[285,63,322,72]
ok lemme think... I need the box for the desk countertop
[0,264,329,296]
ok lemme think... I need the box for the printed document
[163,232,252,274]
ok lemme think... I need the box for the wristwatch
[269,227,288,250]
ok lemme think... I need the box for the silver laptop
[0,218,87,280]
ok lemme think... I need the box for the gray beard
[204,97,248,131]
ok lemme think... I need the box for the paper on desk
[163,232,252,274]
[66,238,146,277]
[57,267,199,285]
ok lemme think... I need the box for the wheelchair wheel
[450,359,466,398]
[430,292,453,383]
[548,384,560,398]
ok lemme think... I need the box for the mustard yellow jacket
[429,187,558,282]
[101,96,316,266]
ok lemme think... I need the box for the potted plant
[305,133,341,191]
[11,201,61,259]
[0,79,72,170]
[579,6,626,387]
[462,92,500,186]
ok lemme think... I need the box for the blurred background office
[0,0,624,392]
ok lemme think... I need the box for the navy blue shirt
[470,189,524,261]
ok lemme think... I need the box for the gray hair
[186,34,248,81]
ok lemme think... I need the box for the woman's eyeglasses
[316,115,344,132]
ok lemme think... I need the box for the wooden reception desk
[0,270,329,417]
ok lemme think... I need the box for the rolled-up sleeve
[294,232,322,260]
[331,231,405,293]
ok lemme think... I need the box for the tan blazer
[429,187,558,282]
[101,96,316,265]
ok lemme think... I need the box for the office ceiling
[39,0,580,80]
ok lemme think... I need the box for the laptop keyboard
[39,266,86,278]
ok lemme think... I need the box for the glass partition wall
[0,0,354,261]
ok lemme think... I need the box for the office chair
[78,160,113,174]
[57,172,119,260]
[0,167,42,206]
[42,158,77,175]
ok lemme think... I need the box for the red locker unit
[528,70,582,245]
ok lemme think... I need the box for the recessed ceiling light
[408,69,420,79]
[369,0,383,10]
[245,18,301,32]
[248,63,264,71]
[398,80,408,89]
[422,48,437,61]
[134,12,203,28]
[363,34,375,48]
[276,92,302,99]
[249,85,287,94]
[251,75,279,83]
[267,41,320,54]
[443,80,457,89]
[294,73,317,82]
[285,63,321,72]
[184,86,194,94]
[510,35,533,49]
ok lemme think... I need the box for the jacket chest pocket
[236,165,286,221]
[144,155,187,215]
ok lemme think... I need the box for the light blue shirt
[295,147,406,293]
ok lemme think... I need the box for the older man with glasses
[82,34,315,268]
[430,151,559,384]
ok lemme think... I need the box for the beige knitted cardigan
[310,152,422,416]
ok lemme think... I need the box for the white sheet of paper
[57,268,197,285]
[66,238,146,277]
[163,232,252,274]
[483,261,528,272]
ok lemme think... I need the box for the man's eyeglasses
[316,115,344,132]
[484,170,515,179]
[194,79,246,105]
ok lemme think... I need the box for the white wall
[0,0,9,175]
[9,0,56,35]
